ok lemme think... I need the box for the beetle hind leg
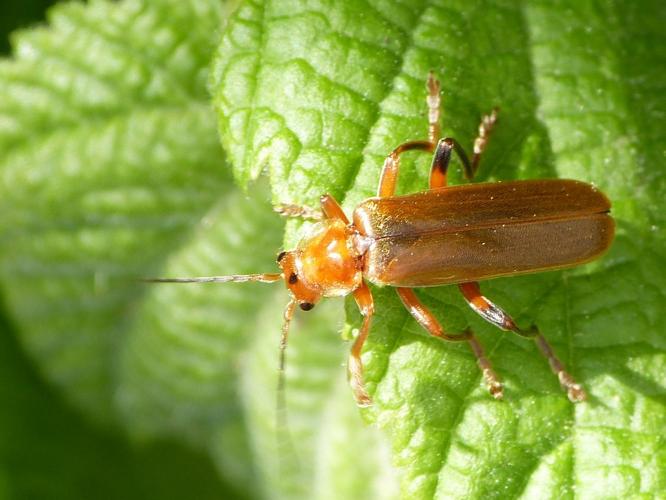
[459,282,586,402]
[378,75,499,196]
[397,287,503,399]
[534,334,587,402]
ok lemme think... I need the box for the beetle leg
[458,281,587,402]
[396,287,503,399]
[320,194,349,223]
[349,281,374,407]
[274,203,322,221]
[429,108,498,186]
[429,137,474,186]
[378,141,433,197]
[471,108,498,179]
[427,71,441,145]
[275,194,350,223]
[376,73,443,196]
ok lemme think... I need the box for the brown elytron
[146,73,614,406]
[355,179,613,287]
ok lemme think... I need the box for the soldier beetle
[146,73,614,406]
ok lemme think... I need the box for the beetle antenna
[279,298,296,374]
[276,298,300,471]
[141,273,282,284]
[277,299,296,422]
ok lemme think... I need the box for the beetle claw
[354,391,373,408]
[484,369,504,400]
[559,372,587,402]
[348,354,373,407]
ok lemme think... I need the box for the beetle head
[276,249,322,311]
[276,219,363,310]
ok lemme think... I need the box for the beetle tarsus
[535,333,587,402]
[559,372,587,402]
[468,334,503,399]
[460,283,589,402]
[426,71,441,145]
[483,367,504,400]
[348,354,372,407]
[470,107,499,177]
[274,203,322,221]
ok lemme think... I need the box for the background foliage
[0,1,665,499]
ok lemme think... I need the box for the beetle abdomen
[353,179,614,286]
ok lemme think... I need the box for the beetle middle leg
[378,141,433,197]
[379,74,499,196]
[470,107,498,179]
[428,112,498,188]
[396,287,503,399]
[458,282,586,402]
[427,71,441,145]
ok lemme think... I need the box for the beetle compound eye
[288,273,298,284]
[299,302,314,311]
[276,251,287,263]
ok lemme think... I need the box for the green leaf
[0,0,232,419]
[211,0,666,498]
[0,0,254,495]
[0,0,57,54]
[0,305,238,500]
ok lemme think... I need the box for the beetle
[146,73,614,406]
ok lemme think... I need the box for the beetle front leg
[396,287,503,399]
[319,194,349,223]
[458,281,586,402]
[349,282,374,407]
[275,194,350,223]
[274,203,322,221]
